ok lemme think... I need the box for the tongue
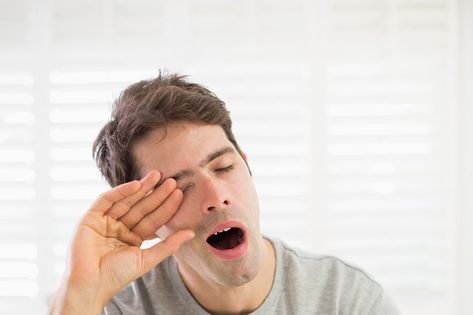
[208,228,242,250]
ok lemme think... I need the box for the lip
[206,220,248,260]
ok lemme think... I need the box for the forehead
[132,123,233,176]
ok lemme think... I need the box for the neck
[176,238,276,315]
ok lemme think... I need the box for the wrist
[48,280,107,315]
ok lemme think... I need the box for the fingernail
[141,171,157,183]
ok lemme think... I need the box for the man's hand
[48,170,194,315]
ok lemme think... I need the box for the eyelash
[215,165,234,173]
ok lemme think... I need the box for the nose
[201,177,230,214]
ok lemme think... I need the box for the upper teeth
[214,227,231,235]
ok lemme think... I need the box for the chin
[213,252,262,287]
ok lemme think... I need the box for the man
[48,73,400,315]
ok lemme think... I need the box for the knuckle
[107,213,118,220]
[120,218,133,230]
[151,191,166,205]
[131,224,144,238]
[140,182,153,195]
[137,204,150,217]
[160,199,174,214]
[115,200,132,215]
[121,197,135,209]
[98,192,111,205]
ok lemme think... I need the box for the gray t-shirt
[103,238,400,314]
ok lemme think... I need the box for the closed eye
[180,165,234,193]
[181,183,194,193]
[215,165,234,173]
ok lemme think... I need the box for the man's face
[133,122,263,287]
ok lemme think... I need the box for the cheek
[235,174,256,198]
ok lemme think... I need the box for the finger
[139,229,194,274]
[119,178,177,230]
[105,170,161,220]
[131,189,184,239]
[89,180,141,214]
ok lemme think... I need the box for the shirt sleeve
[368,289,401,315]
[103,299,124,315]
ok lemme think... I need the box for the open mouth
[206,227,245,250]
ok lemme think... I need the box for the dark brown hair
[93,72,246,187]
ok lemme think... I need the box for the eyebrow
[157,146,236,186]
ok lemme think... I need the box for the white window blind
[322,1,457,314]
[0,1,469,314]
[0,70,38,315]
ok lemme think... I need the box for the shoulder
[270,238,400,314]
[275,238,381,288]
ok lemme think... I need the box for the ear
[240,150,253,176]
[240,150,248,161]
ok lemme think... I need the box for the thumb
[139,229,194,274]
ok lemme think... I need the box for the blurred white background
[0,0,472,314]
